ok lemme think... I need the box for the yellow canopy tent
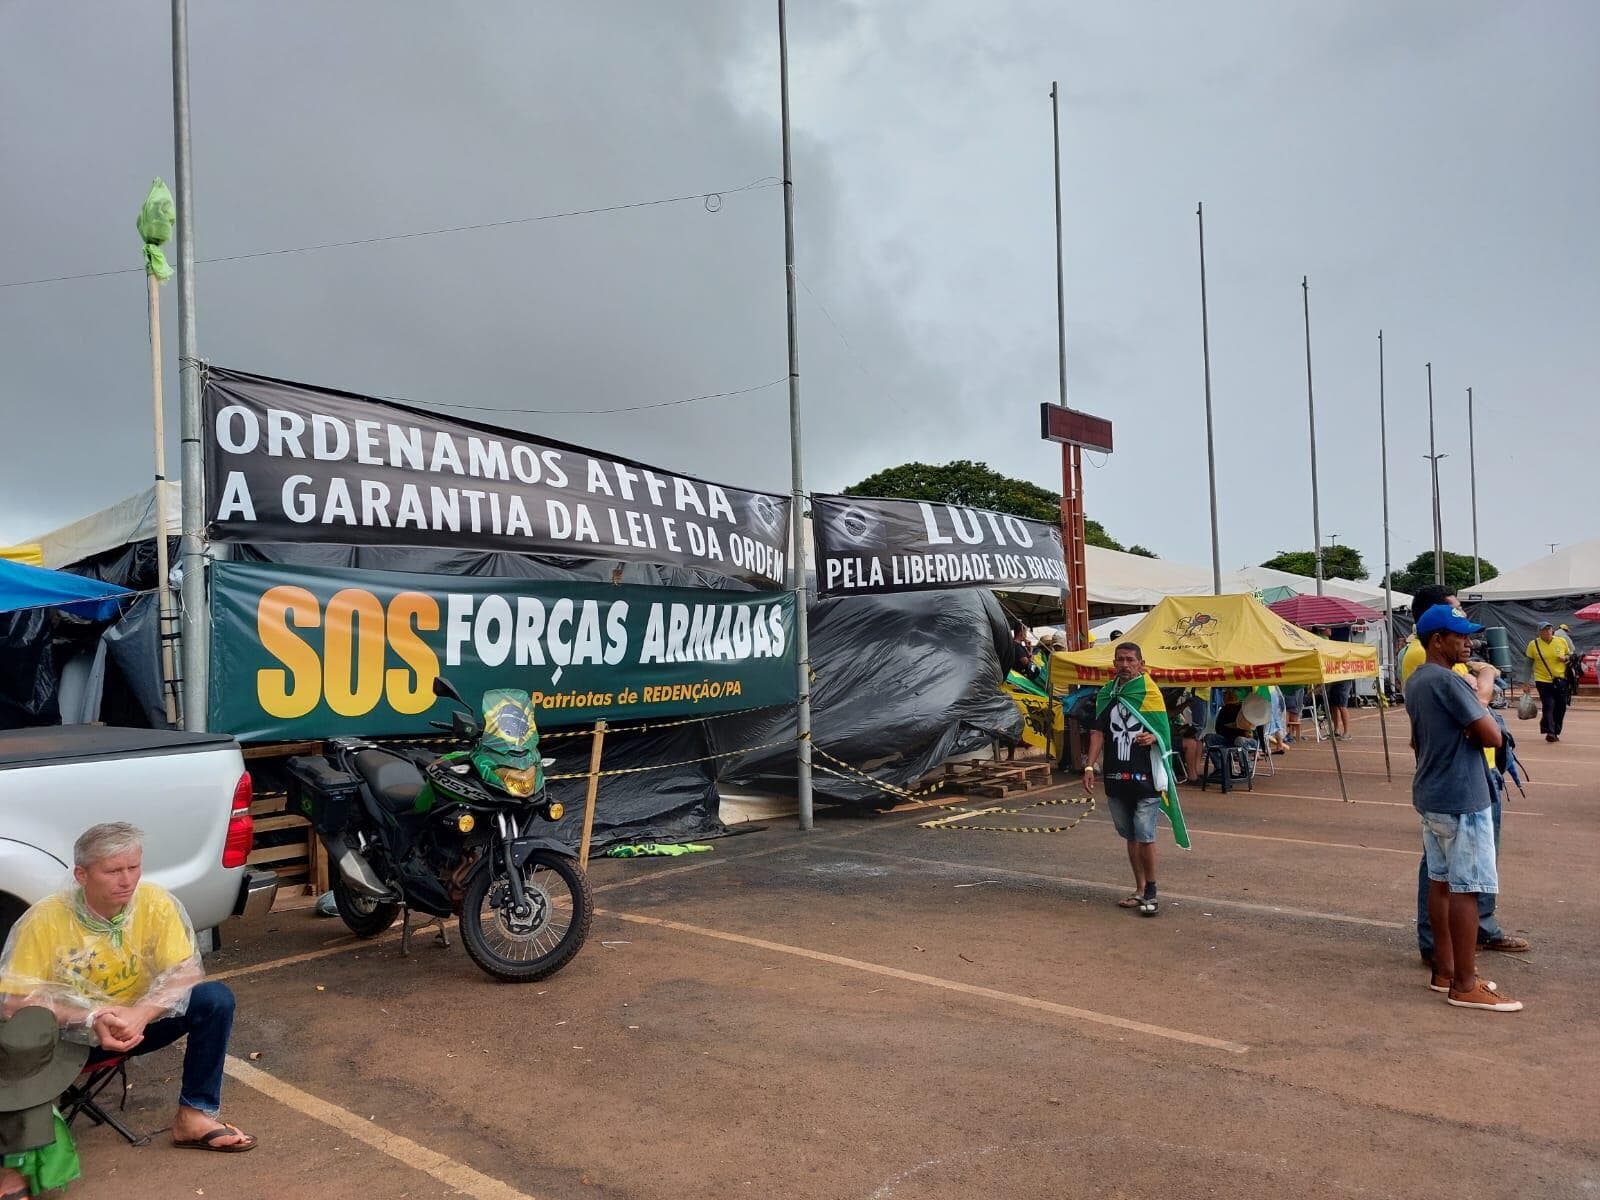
[1048,593,1377,689]
[1047,594,1387,798]
[0,544,45,566]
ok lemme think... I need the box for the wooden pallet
[246,787,327,898]
[939,759,1055,799]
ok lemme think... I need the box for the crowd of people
[1067,583,1571,1016]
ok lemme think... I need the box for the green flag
[1094,671,1191,849]
[137,178,175,282]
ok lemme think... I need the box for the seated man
[1161,688,1206,780]
[0,822,256,1159]
[1208,690,1258,746]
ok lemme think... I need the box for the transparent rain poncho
[0,880,202,1044]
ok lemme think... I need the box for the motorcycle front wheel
[459,849,593,982]
[331,871,401,938]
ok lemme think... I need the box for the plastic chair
[61,1054,147,1146]
[1200,741,1254,792]
[1243,727,1276,778]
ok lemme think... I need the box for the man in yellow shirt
[1525,621,1571,742]
[1400,587,1529,961]
[0,823,256,1162]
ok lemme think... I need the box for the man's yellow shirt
[1525,636,1571,684]
[0,882,195,1005]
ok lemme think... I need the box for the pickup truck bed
[0,725,278,942]
[0,725,237,767]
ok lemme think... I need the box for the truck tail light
[223,771,254,869]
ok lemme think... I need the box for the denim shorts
[1420,808,1498,894]
[1107,793,1161,844]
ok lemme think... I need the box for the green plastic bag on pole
[138,178,176,281]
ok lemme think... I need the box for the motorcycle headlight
[546,801,565,821]
[493,765,540,797]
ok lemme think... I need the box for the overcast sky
[2,0,1595,583]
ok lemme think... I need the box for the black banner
[201,367,792,588]
[812,494,1067,597]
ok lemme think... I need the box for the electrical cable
[0,178,780,291]
[404,375,788,417]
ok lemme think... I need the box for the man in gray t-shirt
[1405,605,1521,1012]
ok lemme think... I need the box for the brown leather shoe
[1482,934,1530,953]
[1446,980,1522,1011]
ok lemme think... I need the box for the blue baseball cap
[1416,604,1483,637]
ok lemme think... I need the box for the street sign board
[1039,403,1113,454]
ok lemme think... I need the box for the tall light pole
[1378,331,1394,685]
[777,0,813,830]
[1197,203,1221,595]
[1301,277,1324,594]
[1425,362,1444,586]
[172,0,207,730]
[1467,386,1481,585]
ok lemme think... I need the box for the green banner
[209,560,796,742]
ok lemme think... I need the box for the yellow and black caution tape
[542,736,795,782]
[915,791,1095,834]
[807,742,954,804]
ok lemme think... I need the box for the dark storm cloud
[3,0,1596,582]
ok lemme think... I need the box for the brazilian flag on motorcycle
[480,689,541,755]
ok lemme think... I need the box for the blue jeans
[86,981,235,1115]
[1416,779,1504,956]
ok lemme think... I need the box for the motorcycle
[286,678,593,982]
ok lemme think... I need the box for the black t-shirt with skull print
[1094,701,1161,800]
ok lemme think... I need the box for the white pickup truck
[0,725,279,944]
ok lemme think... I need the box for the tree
[1261,544,1368,581]
[840,460,1134,550]
[1391,551,1498,596]
[1126,544,1158,559]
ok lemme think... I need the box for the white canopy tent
[1462,536,1600,602]
[29,486,181,570]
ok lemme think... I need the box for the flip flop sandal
[1138,896,1159,917]
[174,1124,257,1153]
[1117,894,1142,908]
[2,1187,33,1200]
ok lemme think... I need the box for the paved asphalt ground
[60,703,1598,1199]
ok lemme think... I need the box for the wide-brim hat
[0,1006,89,1111]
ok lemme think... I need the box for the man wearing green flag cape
[1082,641,1190,916]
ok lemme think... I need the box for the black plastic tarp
[1466,594,1599,681]
[0,609,60,728]
[711,588,1023,806]
[60,537,1023,844]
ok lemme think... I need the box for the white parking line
[602,908,1249,1055]
[224,1056,538,1200]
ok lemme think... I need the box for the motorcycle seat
[353,748,425,814]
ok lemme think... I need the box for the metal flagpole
[1468,386,1481,585]
[1197,203,1221,595]
[145,271,178,726]
[1050,83,1087,645]
[1301,277,1324,595]
[1425,362,1444,586]
[778,0,813,830]
[172,0,208,731]
[1376,331,1392,782]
